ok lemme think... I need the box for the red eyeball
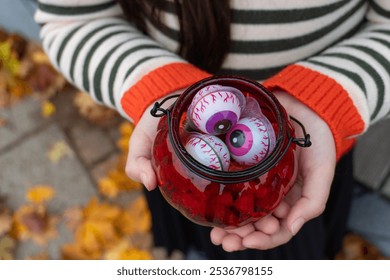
[226,117,273,166]
[185,133,230,171]
[187,84,246,135]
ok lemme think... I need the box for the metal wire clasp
[290,116,312,148]
[150,94,181,118]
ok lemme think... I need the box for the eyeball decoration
[185,133,230,171]
[226,117,275,166]
[187,84,246,135]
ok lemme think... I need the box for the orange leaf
[26,185,55,204]
[98,178,120,198]
[41,100,56,118]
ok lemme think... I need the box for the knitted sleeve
[34,0,209,123]
[264,0,390,159]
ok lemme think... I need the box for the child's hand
[126,92,182,191]
[210,90,337,251]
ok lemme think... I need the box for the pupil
[230,130,245,148]
[214,119,232,134]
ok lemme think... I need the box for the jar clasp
[290,116,312,148]
[150,94,181,118]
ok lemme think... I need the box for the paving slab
[68,119,116,167]
[0,123,97,212]
[0,97,51,152]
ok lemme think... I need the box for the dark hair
[116,0,231,73]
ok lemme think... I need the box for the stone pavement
[0,89,126,259]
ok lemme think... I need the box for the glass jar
[151,76,311,228]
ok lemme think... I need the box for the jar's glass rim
[168,75,293,184]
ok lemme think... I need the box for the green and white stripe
[36,0,390,127]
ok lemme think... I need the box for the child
[35,0,390,259]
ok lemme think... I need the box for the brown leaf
[12,204,58,245]
[73,91,119,127]
[63,207,83,231]
[0,210,12,236]
[0,235,15,260]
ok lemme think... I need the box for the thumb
[126,129,157,191]
[287,165,334,235]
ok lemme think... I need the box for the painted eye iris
[226,117,271,166]
[229,129,246,148]
[187,86,244,135]
[205,110,238,134]
[226,124,253,156]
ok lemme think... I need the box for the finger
[225,223,255,238]
[272,200,291,219]
[253,215,280,235]
[221,234,243,252]
[287,166,334,235]
[243,222,292,250]
[210,227,228,245]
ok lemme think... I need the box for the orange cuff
[121,62,210,125]
[264,64,365,159]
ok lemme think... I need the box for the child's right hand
[125,92,182,190]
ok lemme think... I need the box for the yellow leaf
[31,51,51,64]
[26,185,55,204]
[98,178,120,198]
[75,220,119,254]
[119,248,151,260]
[0,236,15,260]
[0,41,20,76]
[119,122,134,137]
[41,100,56,118]
[117,196,151,234]
[103,239,152,260]
[62,243,100,260]
[47,141,72,164]
[83,198,121,221]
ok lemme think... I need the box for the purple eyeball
[187,84,246,135]
[185,133,230,171]
[226,117,273,166]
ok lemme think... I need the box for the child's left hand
[210,90,337,251]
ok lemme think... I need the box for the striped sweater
[35,0,390,158]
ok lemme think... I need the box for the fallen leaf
[0,235,15,260]
[73,91,119,127]
[63,207,83,231]
[11,204,58,245]
[0,41,20,75]
[47,141,72,164]
[98,178,120,199]
[61,243,100,260]
[41,100,56,118]
[0,210,12,236]
[117,196,151,235]
[0,118,6,127]
[26,252,50,260]
[26,185,55,204]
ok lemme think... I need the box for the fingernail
[291,217,305,236]
[140,173,149,189]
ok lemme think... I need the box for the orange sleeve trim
[121,62,211,125]
[263,64,365,160]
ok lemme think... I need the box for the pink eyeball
[226,117,273,166]
[187,84,246,135]
[185,133,230,171]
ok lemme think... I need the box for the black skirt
[144,151,354,260]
